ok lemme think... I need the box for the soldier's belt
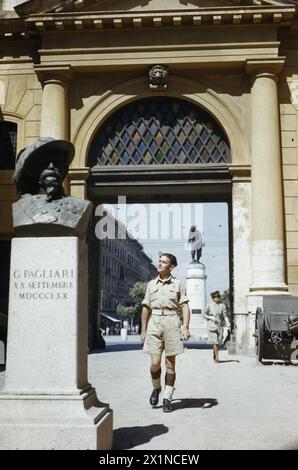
[151,308,178,316]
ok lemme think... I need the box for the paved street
[1,336,298,450]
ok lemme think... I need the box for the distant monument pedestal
[187,262,208,340]
[0,237,113,450]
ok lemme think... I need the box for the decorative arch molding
[0,112,25,154]
[72,74,249,169]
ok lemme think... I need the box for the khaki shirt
[203,301,230,329]
[142,275,189,314]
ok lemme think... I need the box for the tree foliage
[129,282,147,307]
[116,282,147,327]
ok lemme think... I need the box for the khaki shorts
[143,314,184,357]
[208,327,224,345]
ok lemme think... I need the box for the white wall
[232,181,254,353]
[233,182,251,315]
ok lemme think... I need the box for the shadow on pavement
[113,424,169,450]
[172,397,218,411]
[91,341,217,354]
[90,343,143,354]
[260,361,298,367]
[185,343,213,350]
[0,365,5,373]
[218,360,240,364]
[91,342,215,354]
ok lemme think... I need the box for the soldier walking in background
[204,290,230,363]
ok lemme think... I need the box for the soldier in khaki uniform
[203,290,231,363]
[141,253,190,413]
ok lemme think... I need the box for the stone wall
[0,69,42,235]
[0,72,42,147]
[0,35,297,308]
[280,32,298,296]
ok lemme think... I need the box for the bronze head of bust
[13,136,74,199]
[12,137,92,239]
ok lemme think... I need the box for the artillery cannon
[255,296,298,363]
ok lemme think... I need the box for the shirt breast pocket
[169,287,180,302]
[149,286,159,302]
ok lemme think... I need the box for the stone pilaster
[69,168,90,200]
[34,65,72,141]
[40,77,69,140]
[35,66,73,194]
[248,63,288,294]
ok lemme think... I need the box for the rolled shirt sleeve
[141,283,151,309]
[179,282,189,305]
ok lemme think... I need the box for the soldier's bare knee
[150,355,162,370]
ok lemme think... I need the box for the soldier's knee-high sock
[150,368,161,389]
[165,372,176,387]
[164,373,176,401]
[213,344,219,361]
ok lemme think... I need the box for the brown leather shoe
[163,398,173,413]
[149,388,161,406]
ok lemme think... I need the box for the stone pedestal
[0,237,113,450]
[186,262,208,340]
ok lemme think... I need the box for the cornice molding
[26,5,296,29]
[33,63,73,80]
[68,167,90,180]
[12,1,296,16]
[246,57,285,75]
[0,4,295,36]
[228,164,251,179]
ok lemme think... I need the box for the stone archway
[83,93,238,349]
[71,74,248,169]
[87,96,231,167]
[69,74,255,354]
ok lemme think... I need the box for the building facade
[1,0,298,352]
[100,212,158,318]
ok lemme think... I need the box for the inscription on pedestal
[12,269,75,301]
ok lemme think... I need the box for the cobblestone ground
[1,336,298,450]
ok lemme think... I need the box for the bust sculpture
[12,137,92,239]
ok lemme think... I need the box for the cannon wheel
[256,313,265,363]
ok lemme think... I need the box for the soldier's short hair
[211,290,220,299]
[160,253,177,267]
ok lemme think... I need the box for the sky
[107,201,230,302]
